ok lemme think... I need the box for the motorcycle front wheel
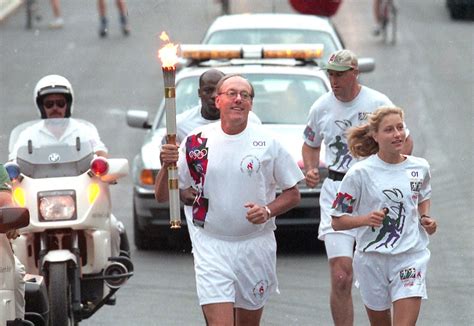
[48,262,75,326]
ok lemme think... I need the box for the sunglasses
[43,99,67,109]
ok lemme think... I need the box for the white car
[202,13,345,62]
[126,44,373,250]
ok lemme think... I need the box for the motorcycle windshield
[11,118,95,178]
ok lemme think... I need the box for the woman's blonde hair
[348,106,404,158]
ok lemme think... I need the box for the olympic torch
[158,31,181,229]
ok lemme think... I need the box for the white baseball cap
[323,49,358,71]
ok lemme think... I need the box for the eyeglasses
[43,99,67,109]
[218,90,253,102]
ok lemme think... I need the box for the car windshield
[156,73,328,128]
[206,29,338,61]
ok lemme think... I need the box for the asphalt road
[0,0,473,325]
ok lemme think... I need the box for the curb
[0,0,22,22]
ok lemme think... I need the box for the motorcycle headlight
[38,190,77,221]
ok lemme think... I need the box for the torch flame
[158,31,179,68]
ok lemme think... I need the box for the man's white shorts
[192,229,278,310]
[353,249,430,311]
[324,232,355,259]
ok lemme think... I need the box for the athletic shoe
[120,15,130,36]
[99,17,108,38]
[48,17,64,29]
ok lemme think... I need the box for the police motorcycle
[0,206,50,326]
[6,118,134,326]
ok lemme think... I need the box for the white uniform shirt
[9,118,107,160]
[331,154,432,255]
[178,122,303,240]
[303,86,393,173]
[175,104,262,144]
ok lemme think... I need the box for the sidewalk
[0,0,22,22]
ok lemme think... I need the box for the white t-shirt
[330,154,432,255]
[178,122,304,240]
[9,118,107,160]
[303,86,393,173]
[175,104,261,144]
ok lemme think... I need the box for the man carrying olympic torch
[155,74,303,325]
[156,32,181,229]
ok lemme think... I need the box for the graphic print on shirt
[328,120,352,170]
[185,132,209,227]
[332,192,355,214]
[240,154,261,177]
[303,125,315,142]
[358,112,372,121]
[363,188,406,252]
[407,169,423,201]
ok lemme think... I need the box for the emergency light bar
[180,45,242,60]
[180,44,324,61]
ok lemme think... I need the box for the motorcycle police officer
[8,75,130,307]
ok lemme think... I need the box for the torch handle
[168,164,181,228]
[162,66,181,229]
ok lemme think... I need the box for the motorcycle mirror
[0,207,30,233]
[4,162,21,181]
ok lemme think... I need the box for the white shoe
[49,17,64,29]
[372,25,381,36]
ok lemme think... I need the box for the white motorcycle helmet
[34,74,74,119]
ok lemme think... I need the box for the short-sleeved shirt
[9,118,107,160]
[178,122,304,240]
[330,154,432,255]
[303,86,393,173]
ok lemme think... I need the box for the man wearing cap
[302,49,413,326]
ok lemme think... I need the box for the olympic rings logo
[188,149,208,160]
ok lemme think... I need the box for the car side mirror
[358,57,375,73]
[126,110,152,129]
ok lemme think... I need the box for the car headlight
[139,169,158,186]
[38,190,77,221]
